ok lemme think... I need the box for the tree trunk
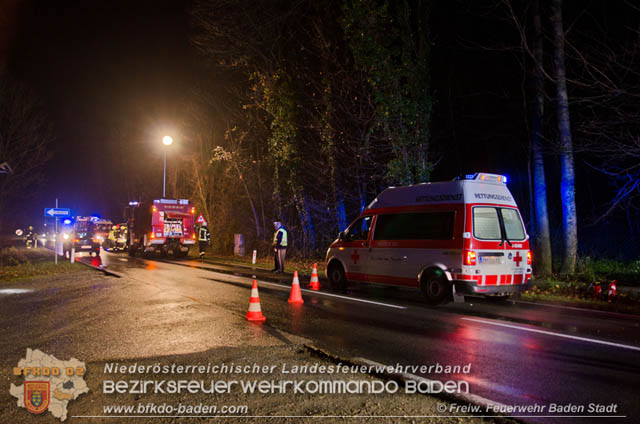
[233,162,261,239]
[531,0,553,275]
[551,0,578,274]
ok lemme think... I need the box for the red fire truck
[125,199,196,258]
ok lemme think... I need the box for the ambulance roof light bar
[463,173,508,184]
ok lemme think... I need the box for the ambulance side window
[344,216,372,241]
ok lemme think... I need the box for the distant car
[63,218,100,257]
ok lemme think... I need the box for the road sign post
[44,201,70,265]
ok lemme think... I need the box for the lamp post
[162,136,173,197]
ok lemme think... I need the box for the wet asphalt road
[11,252,640,422]
[75,250,640,424]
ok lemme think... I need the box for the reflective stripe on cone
[289,270,304,304]
[308,263,320,291]
[247,280,266,322]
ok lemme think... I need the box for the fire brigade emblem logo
[24,381,50,414]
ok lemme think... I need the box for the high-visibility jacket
[199,227,210,242]
[273,227,288,248]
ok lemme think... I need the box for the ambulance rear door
[471,205,528,285]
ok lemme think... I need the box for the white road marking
[0,289,33,295]
[257,280,407,309]
[515,300,640,320]
[462,317,640,352]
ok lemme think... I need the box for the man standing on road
[198,223,210,259]
[272,221,288,274]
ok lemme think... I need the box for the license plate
[82,245,91,249]
[480,256,502,264]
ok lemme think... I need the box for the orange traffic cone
[246,280,267,322]
[288,271,304,304]
[308,263,320,291]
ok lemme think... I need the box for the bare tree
[551,0,578,274]
[530,0,552,275]
[0,75,53,232]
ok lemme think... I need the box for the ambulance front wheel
[328,262,347,292]
[421,273,450,306]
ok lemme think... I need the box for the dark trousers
[199,241,208,253]
[273,249,279,270]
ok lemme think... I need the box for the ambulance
[325,173,533,304]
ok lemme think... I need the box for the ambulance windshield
[473,207,525,241]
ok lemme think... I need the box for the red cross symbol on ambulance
[513,251,523,267]
[351,249,360,265]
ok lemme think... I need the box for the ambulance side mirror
[338,231,345,240]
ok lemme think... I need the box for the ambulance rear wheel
[422,274,449,306]
[328,262,347,292]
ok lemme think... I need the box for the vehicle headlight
[63,233,69,240]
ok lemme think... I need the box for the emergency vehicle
[93,219,113,248]
[63,217,101,257]
[110,223,128,251]
[325,173,533,304]
[125,199,196,258]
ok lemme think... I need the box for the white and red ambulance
[325,173,533,304]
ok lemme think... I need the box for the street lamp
[162,136,173,197]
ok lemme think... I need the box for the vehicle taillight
[73,239,79,243]
[150,233,155,239]
[192,233,196,239]
[152,206,157,212]
[190,207,196,214]
[464,250,476,266]
[527,250,532,265]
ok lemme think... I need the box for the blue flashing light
[465,173,477,180]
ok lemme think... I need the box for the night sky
[8,0,194,223]
[3,0,637,255]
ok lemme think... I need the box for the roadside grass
[0,247,85,282]
[189,249,323,275]
[572,256,640,286]
[523,278,640,314]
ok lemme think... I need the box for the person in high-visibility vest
[198,223,211,258]
[272,221,288,273]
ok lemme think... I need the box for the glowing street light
[162,136,173,197]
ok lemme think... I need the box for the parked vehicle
[125,199,196,258]
[325,173,533,304]
[63,217,100,257]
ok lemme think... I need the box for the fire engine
[93,218,113,249]
[325,173,533,305]
[125,199,196,258]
